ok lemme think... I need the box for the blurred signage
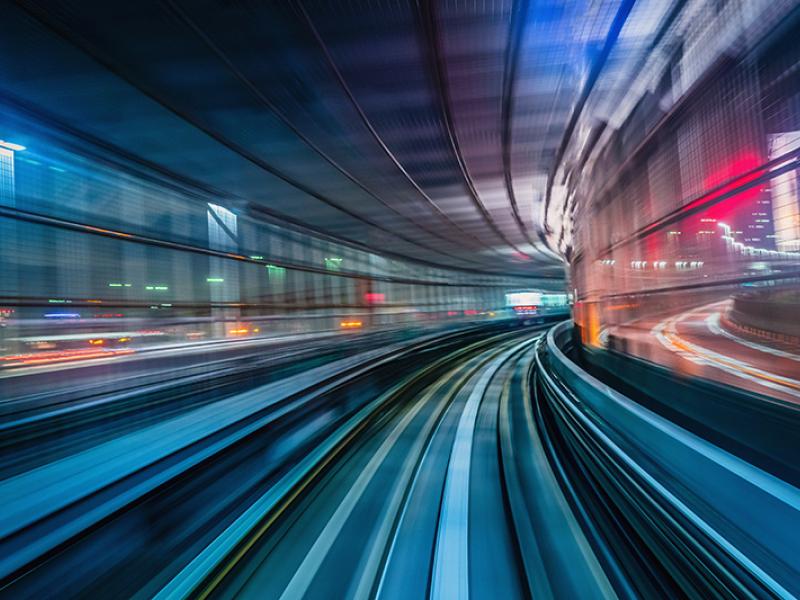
[364,293,385,304]
[505,292,541,307]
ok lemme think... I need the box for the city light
[364,292,385,304]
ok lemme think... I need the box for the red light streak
[0,348,135,367]
[638,154,767,240]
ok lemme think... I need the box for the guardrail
[729,293,800,344]
[536,321,800,598]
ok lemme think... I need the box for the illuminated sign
[505,292,542,307]
[364,293,385,304]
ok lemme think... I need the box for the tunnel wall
[0,105,549,356]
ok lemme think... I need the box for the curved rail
[9,318,780,599]
[535,321,800,598]
[168,321,617,600]
[0,325,503,591]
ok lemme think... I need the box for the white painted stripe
[430,340,532,600]
[350,366,468,600]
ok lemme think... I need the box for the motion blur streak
[1,0,800,598]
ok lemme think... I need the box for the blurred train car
[505,291,571,324]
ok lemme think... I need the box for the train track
[9,317,786,599]
[0,322,545,597]
[163,322,613,600]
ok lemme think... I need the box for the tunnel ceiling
[1,0,681,278]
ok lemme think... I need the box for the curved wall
[0,105,555,358]
[569,2,800,400]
